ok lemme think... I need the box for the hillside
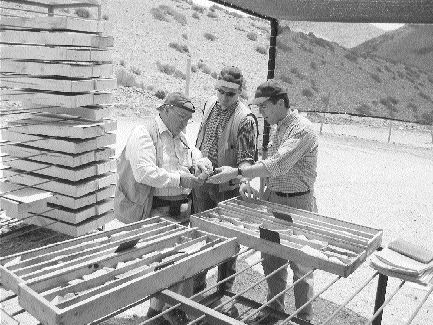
[286,21,385,48]
[354,24,433,74]
[100,0,433,125]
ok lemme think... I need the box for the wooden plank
[2,145,115,168]
[0,15,110,33]
[0,308,20,325]
[3,170,116,197]
[1,184,51,204]
[191,215,352,277]
[18,236,238,325]
[22,210,114,237]
[0,196,47,219]
[26,105,111,121]
[48,185,114,210]
[2,130,116,154]
[0,77,117,93]
[0,45,111,62]
[0,60,113,78]
[42,199,113,224]
[6,159,116,181]
[7,117,116,139]
[0,30,113,48]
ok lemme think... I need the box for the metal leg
[372,273,388,325]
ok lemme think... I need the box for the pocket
[114,188,146,224]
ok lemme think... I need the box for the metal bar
[281,275,341,324]
[241,269,315,321]
[320,271,379,325]
[368,279,405,325]
[372,273,388,325]
[405,284,433,325]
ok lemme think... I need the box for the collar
[216,100,239,113]
[277,110,297,129]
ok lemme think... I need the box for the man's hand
[207,166,237,184]
[195,157,213,175]
[180,173,204,189]
[239,182,258,199]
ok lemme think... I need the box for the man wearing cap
[192,66,258,315]
[208,80,318,323]
[114,92,207,325]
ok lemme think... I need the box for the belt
[273,190,310,198]
[152,196,190,217]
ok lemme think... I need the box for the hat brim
[249,96,270,105]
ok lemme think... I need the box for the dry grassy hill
[102,0,433,125]
[354,24,433,74]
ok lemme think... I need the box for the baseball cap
[163,92,195,112]
[250,80,287,105]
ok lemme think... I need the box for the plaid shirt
[261,111,318,193]
[200,100,257,168]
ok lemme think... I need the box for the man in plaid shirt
[208,80,318,323]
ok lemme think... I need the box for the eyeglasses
[217,88,237,97]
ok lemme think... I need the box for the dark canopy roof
[210,0,433,23]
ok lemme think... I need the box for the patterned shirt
[200,100,257,168]
[260,111,318,193]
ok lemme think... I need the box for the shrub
[407,102,418,112]
[427,75,433,84]
[419,91,432,102]
[191,65,198,73]
[197,61,212,74]
[192,12,200,19]
[300,43,314,54]
[370,73,381,83]
[310,79,319,92]
[246,32,258,41]
[155,89,167,99]
[207,11,218,19]
[102,14,109,20]
[344,52,358,63]
[379,96,398,114]
[119,59,126,67]
[310,61,318,71]
[211,71,218,79]
[278,74,292,84]
[75,8,91,18]
[156,61,176,75]
[191,4,205,13]
[355,104,372,115]
[255,45,267,55]
[384,65,392,73]
[302,88,314,98]
[131,66,141,75]
[308,32,335,51]
[182,33,188,40]
[116,68,137,87]
[203,32,217,41]
[150,7,170,22]
[418,110,433,125]
[227,11,244,18]
[290,67,305,80]
[173,70,186,80]
[169,42,189,54]
[276,39,292,52]
[376,66,382,73]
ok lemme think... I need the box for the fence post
[387,121,393,143]
[185,55,191,97]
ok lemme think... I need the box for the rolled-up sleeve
[237,115,257,165]
[261,129,316,177]
[125,127,180,188]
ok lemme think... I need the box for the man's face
[165,106,193,136]
[216,86,240,108]
[258,99,281,125]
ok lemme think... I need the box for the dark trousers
[192,183,239,293]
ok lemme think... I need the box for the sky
[192,0,404,31]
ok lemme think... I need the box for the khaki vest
[114,118,163,224]
[196,96,257,192]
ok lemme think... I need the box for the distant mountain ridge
[354,24,433,73]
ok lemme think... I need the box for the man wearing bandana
[192,66,258,317]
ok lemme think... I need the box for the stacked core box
[0,0,117,236]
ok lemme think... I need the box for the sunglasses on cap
[217,88,237,97]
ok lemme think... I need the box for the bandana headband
[215,79,241,90]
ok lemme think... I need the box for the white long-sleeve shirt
[125,116,192,197]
